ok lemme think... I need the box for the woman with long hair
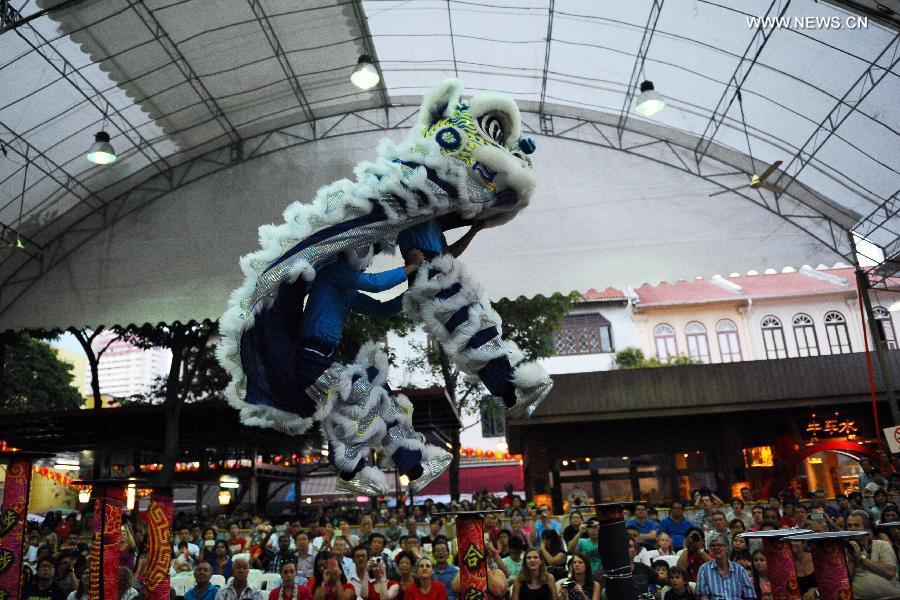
[512,549,557,600]
[120,524,137,572]
[309,550,355,600]
[539,530,567,580]
[559,553,598,600]
[403,557,447,600]
[271,562,311,600]
[751,549,773,600]
[117,567,139,600]
[66,569,90,600]
[210,539,233,579]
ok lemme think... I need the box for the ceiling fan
[709,160,783,197]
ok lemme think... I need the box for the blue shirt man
[432,539,459,600]
[627,503,659,549]
[695,535,756,599]
[659,501,696,550]
[185,562,219,600]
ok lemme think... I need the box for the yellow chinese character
[462,544,485,569]
[823,419,839,434]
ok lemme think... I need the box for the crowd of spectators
[19,475,900,600]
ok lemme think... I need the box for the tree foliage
[115,321,226,404]
[403,291,580,415]
[0,333,83,413]
[612,346,703,369]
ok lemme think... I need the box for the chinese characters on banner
[456,515,488,600]
[0,458,33,600]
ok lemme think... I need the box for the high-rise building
[85,331,172,400]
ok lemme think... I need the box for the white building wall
[540,301,638,374]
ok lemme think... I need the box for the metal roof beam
[615,0,664,143]
[537,0,555,118]
[246,0,317,132]
[0,106,862,323]
[693,0,791,165]
[772,32,900,203]
[12,22,171,173]
[130,0,242,146]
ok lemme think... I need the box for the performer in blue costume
[298,246,451,495]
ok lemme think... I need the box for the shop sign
[802,413,859,440]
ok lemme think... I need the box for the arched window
[873,306,897,350]
[824,311,852,354]
[685,322,710,363]
[716,319,743,363]
[792,313,820,357]
[654,323,678,362]
[761,315,787,359]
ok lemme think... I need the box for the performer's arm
[331,251,424,292]
[352,294,405,319]
[448,222,485,258]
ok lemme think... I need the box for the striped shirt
[695,560,756,600]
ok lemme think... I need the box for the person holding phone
[309,551,355,600]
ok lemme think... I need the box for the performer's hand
[407,249,425,266]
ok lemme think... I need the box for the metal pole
[851,235,900,426]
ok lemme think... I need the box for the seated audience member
[659,501,696,551]
[308,551,355,600]
[404,557,448,600]
[694,534,754,600]
[628,537,661,597]
[270,561,310,600]
[558,553,598,600]
[216,557,263,600]
[511,550,557,600]
[539,529,567,580]
[664,566,694,600]
[503,535,526,581]
[675,528,711,583]
[749,551,771,600]
[789,540,816,600]
[641,531,676,566]
[704,511,732,549]
[185,562,220,600]
[270,534,299,574]
[23,558,65,600]
[118,567,139,600]
[562,513,584,545]
[431,539,459,600]
[211,540,234,579]
[369,533,396,580]
[627,503,659,549]
[66,570,91,600]
[846,510,900,600]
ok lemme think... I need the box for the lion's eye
[478,114,505,147]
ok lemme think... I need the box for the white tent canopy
[0,0,897,329]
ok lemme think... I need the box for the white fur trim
[418,79,464,129]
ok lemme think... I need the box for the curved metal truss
[0,101,876,322]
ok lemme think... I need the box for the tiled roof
[634,267,857,307]
[582,287,627,301]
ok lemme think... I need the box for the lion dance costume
[217,80,553,495]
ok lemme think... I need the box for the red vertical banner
[140,490,173,600]
[807,540,854,600]
[89,484,124,600]
[0,458,33,600]
[762,538,801,600]
[456,515,487,600]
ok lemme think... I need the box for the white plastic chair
[659,554,679,567]
[233,552,251,563]
[248,571,265,589]
[261,573,283,591]
[171,580,192,597]
[210,574,227,588]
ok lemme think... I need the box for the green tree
[402,292,579,499]
[115,321,220,487]
[0,333,83,413]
